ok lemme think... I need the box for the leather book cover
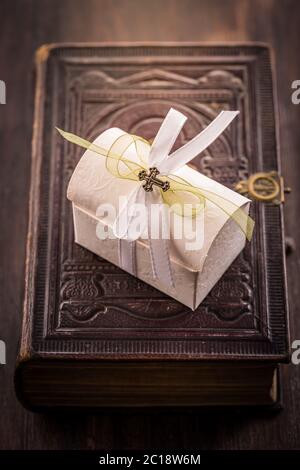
[16,43,289,408]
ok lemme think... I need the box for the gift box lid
[67,127,251,273]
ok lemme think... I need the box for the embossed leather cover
[16,44,289,408]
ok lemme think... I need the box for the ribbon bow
[57,108,254,288]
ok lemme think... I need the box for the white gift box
[67,125,251,311]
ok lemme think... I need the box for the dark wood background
[1,0,300,450]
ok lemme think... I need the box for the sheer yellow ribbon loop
[162,174,206,218]
[165,175,254,240]
[105,133,149,181]
[56,128,147,178]
[56,128,254,241]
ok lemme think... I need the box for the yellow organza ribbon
[56,128,254,241]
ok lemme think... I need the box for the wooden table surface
[0,0,300,450]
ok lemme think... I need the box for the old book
[16,43,289,409]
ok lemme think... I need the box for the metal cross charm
[138,167,170,192]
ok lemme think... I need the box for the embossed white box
[67,128,251,310]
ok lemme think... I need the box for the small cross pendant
[138,167,170,192]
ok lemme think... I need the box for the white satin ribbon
[146,189,174,287]
[158,110,239,175]
[114,108,239,287]
[113,185,146,241]
[149,108,187,168]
